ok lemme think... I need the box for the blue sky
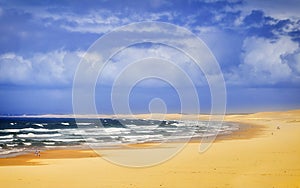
[0,0,300,115]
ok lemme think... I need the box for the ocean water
[0,117,239,157]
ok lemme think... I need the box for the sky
[0,0,300,115]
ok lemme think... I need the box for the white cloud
[0,53,32,85]
[24,8,177,34]
[292,52,300,74]
[0,45,208,88]
[286,50,300,83]
[62,11,176,34]
[67,20,224,88]
[194,26,219,34]
[98,44,206,87]
[0,51,83,86]
[35,10,124,34]
[227,36,300,85]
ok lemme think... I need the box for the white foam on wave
[0,129,20,133]
[72,130,100,136]
[134,130,153,134]
[43,142,55,145]
[0,128,59,133]
[49,138,84,142]
[85,137,98,143]
[23,142,32,146]
[17,133,62,138]
[70,128,129,136]
[0,139,13,142]
[61,122,70,126]
[21,128,60,133]
[126,124,159,130]
[6,144,18,147]
[0,134,14,139]
[76,123,93,126]
[104,127,130,134]
[33,123,44,127]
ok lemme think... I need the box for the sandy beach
[0,109,299,188]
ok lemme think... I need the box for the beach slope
[0,110,299,188]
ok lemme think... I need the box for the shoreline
[0,120,262,166]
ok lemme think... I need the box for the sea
[0,117,239,157]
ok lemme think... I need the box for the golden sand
[0,110,299,188]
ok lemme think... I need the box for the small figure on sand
[34,150,41,157]
[277,126,280,130]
